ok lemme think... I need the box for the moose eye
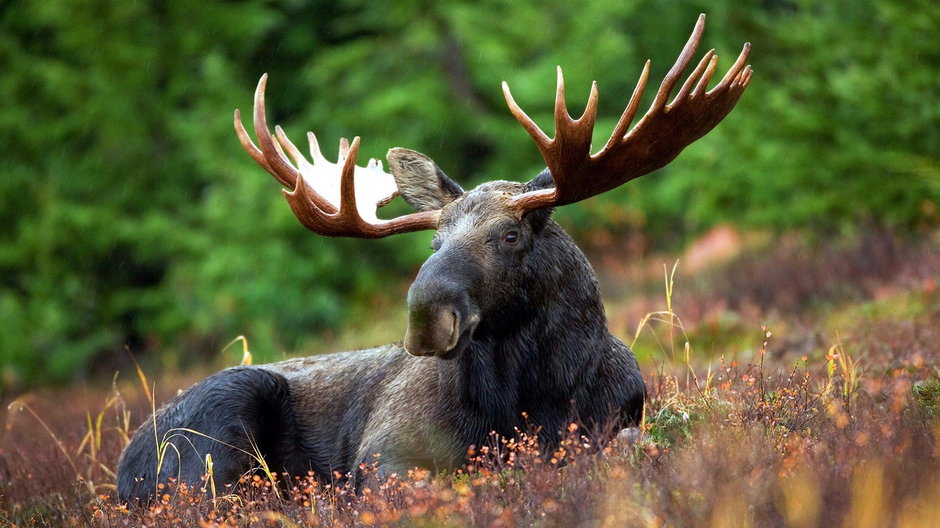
[502,231,519,244]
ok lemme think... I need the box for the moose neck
[446,221,611,435]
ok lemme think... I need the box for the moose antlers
[234,75,440,238]
[235,14,751,238]
[504,13,751,213]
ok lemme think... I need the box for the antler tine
[251,75,301,188]
[650,13,706,112]
[553,67,571,128]
[671,48,716,107]
[501,81,551,147]
[307,132,324,162]
[581,80,600,125]
[275,125,307,169]
[552,71,599,193]
[742,65,753,86]
[711,42,751,94]
[338,136,362,222]
[234,109,273,173]
[691,54,720,98]
[605,61,650,148]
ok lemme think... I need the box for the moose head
[234,14,750,360]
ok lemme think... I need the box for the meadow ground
[2,228,939,527]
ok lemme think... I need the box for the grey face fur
[116,151,646,505]
[405,182,539,359]
[392,150,557,360]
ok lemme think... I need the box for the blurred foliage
[0,0,937,389]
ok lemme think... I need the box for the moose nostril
[404,307,462,356]
[444,310,461,351]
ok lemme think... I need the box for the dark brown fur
[117,166,645,504]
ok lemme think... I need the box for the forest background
[1,0,938,391]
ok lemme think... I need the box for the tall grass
[1,231,938,527]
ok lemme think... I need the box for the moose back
[117,14,751,503]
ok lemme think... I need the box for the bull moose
[117,14,751,503]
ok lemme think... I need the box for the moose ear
[387,148,464,211]
[524,169,555,192]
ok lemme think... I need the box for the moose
[117,14,751,503]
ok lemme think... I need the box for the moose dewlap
[117,14,751,504]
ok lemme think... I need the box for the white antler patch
[278,129,400,223]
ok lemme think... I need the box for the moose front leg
[353,413,464,489]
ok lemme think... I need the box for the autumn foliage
[2,231,938,527]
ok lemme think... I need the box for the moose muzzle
[404,307,458,356]
[404,250,481,359]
